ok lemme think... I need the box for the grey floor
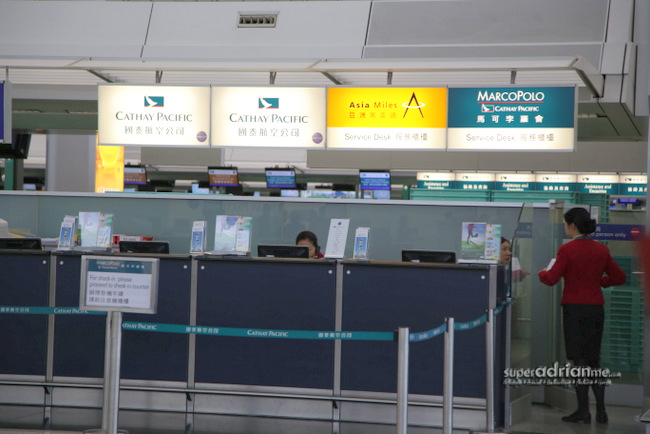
[0,403,646,433]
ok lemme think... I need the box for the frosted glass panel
[0,192,526,260]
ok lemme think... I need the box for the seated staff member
[296,230,324,259]
[500,237,529,282]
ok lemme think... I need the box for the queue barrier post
[396,327,409,434]
[486,307,495,433]
[443,317,454,434]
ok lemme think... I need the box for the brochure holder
[210,215,252,256]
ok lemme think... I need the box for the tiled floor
[0,403,646,433]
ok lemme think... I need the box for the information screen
[266,169,296,189]
[359,171,391,190]
[208,167,239,187]
[124,167,147,185]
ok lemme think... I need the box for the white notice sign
[324,219,350,259]
[80,256,159,314]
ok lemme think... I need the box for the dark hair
[296,230,319,248]
[564,207,597,234]
[501,237,510,245]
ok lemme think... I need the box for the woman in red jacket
[538,207,626,424]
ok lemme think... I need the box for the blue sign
[592,224,644,241]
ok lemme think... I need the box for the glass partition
[0,192,526,261]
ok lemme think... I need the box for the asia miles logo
[144,96,164,107]
[402,93,425,118]
[259,98,279,109]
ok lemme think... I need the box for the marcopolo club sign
[327,87,448,149]
[98,85,211,147]
[447,86,576,151]
[211,87,326,148]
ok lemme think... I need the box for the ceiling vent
[238,13,278,29]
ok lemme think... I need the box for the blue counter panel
[195,259,337,389]
[53,253,106,378]
[122,256,191,382]
[0,251,50,376]
[341,263,490,398]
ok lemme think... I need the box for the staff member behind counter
[296,230,324,259]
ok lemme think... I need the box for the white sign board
[98,85,211,147]
[211,86,326,148]
[80,256,159,314]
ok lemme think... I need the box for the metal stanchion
[85,311,126,434]
[396,327,409,434]
[486,308,495,433]
[443,317,454,434]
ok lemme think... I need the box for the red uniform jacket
[538,237,627,305]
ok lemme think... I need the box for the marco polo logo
[476,90,545,103]
[144,96,164,107]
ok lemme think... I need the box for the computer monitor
[401,250,456,264]
[119,240,170,254]
[0,133,31,159]
[265,168,297,189]
[257,244,309,259]
[0,237,42,250]
[208,167,239,187]
[359,170,391,191]
[123,166,148,186]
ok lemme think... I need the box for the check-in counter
[0,251,508,432]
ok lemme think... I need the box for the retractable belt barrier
[0,300,511,343]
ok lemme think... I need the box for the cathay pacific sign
[447,86,576,151]
[212,87,326,148]
[98,85,211,147]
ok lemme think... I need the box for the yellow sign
[327,87,447,149]
[95,143,124,193]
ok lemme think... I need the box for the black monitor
[0,133,31,159]
[359,169,391,191]
[208,167,239,187]
[119,240,170,254]
[265,168,297,189]
[401,250,456,264]
[123,166,148,186]
[0,237,42,250]
[257,244,309,259]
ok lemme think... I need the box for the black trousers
[562,304,604,367]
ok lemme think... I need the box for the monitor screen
[123,166,148,185]
[0,237,42,250]
[401,250,456,264]
[359,170,391,190]
[208,167,239,187]
[119,240,170,254]
[0,133,31,159]
[266,169,296,189]
[257,244,309,259]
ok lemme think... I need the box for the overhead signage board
[416,172,455,190]
[327,87,447,149]
[577,174,619,195]
[619,174,647,196]
[80,256,159,314]
[535,173,577,192]
[455,172,495,190]
[98,85,211,147]
[447,86,576,151]
[496,173,536,191]
[0,81,11,144]
[211,87,326,148]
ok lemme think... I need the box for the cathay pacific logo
[259,98,279,109]
[144,96,164,107]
